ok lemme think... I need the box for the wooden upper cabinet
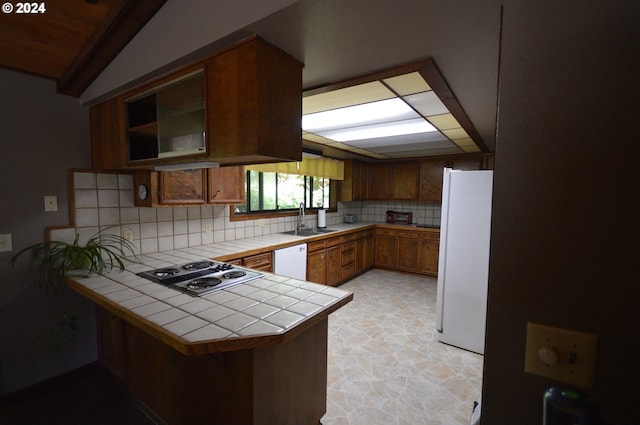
[392,161,418,200]
[450,155,484,171]
[90,97,127,170]
[339,159,368,201]
[418,159,448,202]
[90,36,303,171]
[207,36,303,165]
[208,166,244,204]
[367,163,393,200]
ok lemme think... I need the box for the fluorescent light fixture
[319,118,437,142]
[302,98,417,132]
[154,161,220,171]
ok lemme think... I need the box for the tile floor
[321,269,483,425]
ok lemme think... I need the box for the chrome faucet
[298,202,306,231]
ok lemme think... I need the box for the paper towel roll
[317,209,326,228]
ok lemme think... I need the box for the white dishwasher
[273,243,307,280]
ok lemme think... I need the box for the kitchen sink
[280,228,338,237]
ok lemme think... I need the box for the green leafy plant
[9,228,138,351]
[9,228,138,291]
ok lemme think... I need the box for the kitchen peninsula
[64,240,354,425]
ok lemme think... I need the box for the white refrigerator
[435,168,493,354]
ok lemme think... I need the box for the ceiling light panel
[303,98,419,132]
[302,81,394,114]
[343,130,449,148]
[383,72,431,96]
[318,118,437,142]
[403,91,449,116]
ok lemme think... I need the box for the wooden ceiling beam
[57,0,167,97]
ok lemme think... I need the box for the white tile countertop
[63,225,374,355]
[64,222,437,355]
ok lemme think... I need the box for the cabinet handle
[321,253,325,260]
[212,189,220,198]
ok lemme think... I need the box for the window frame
[230,170,338,222]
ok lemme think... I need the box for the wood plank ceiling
[0,0,166,97]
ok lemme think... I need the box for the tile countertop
[64,222,438,356]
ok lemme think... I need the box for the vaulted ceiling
[0,0,166,96]
[0,0,501,160]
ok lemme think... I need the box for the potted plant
[9,228,138,291]
[8,228,138,350]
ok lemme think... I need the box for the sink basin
[281,228,338,237]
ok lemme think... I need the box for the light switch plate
[0,233,12,252]
[44,195,58,212]
[524,322,597,388]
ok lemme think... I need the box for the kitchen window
[234,170,331,214]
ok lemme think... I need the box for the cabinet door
[396,232,420,272]
[159,169,207,204]
[339,160,369,201]
[208,166,245,204]
[91,98,126,170]
[207,37,302,164]
[367,163,393,200]
[364,232,375,269]
[374,231,397,268]
[307,249,327,285]
[326,245,342,286]
[418,160,448,202]
[419,233,440,276]
[96,307,125,380]
[392,161,418,200]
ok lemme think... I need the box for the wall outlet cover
[524,322,597,389]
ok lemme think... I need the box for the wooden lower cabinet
[374,229,397,268]
[96,306,328,425]
[396,231,420,272]
[419,232,440,276]
[375,227,440,276]
[96,307,125,380]
[307,231,373,286]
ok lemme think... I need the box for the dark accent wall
[483,1,639,423]
[0,70,96,394]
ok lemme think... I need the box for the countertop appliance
[436,168,493,354]
[137,260,263,296]
[273,243,307,280]
[344,213,358,223]
[385,211,413,224]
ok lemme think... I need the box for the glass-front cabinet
[125,70,206,162]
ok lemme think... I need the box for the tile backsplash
[49,171,441,255]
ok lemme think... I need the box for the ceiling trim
[57,0,167,97]
[303,58,489,158]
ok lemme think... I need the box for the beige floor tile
[322,269,483,425]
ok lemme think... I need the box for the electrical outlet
[0,233,12,252]
[122,230,134,242]
[524,322,597,388]
[259,219,266,227]
[44,195,58,212]
[205,224,213,233]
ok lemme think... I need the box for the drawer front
[307,239,327,252]
[420,232,440,240]
[340,233,356,243]
[342,249,355,265]
[326,236,342,247]
[341,241,355,253]
[242,252,272,269]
